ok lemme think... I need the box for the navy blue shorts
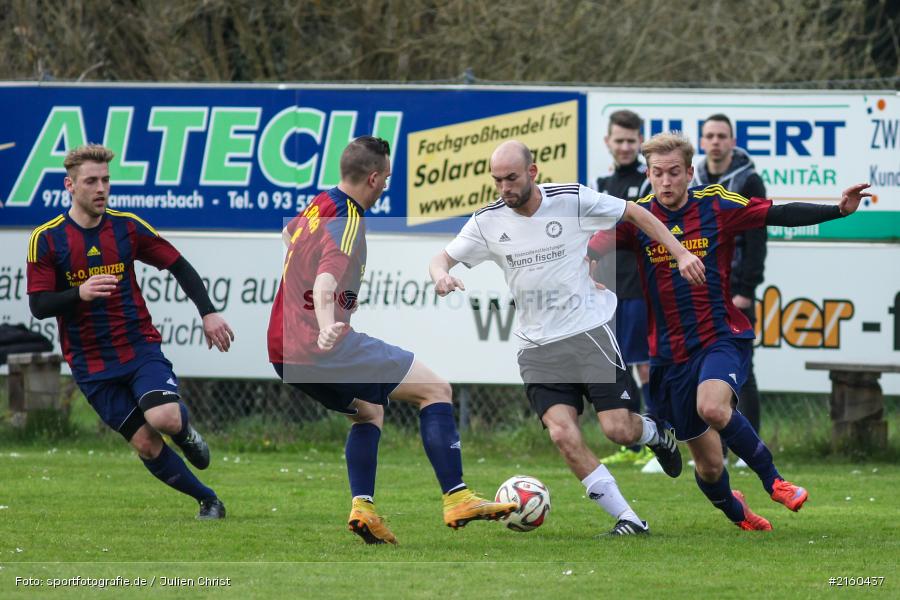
[614,297,649,366]
[76,354,180,440]
[649,338,751,441]
[273,329,415,414]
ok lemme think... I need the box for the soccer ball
[495,475,550,532]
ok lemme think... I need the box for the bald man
[429,140,705,536]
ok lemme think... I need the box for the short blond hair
[641,132,693,169]
[64,144,114,179]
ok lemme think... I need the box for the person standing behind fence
[693,114,767,464]
[267,136,517,546]
[593,109,655,468]
[26,144,234,520]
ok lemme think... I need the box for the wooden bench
[805,362,899,453]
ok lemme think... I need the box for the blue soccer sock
[345,423,381,500]
[694,468,745,522]
[141,443,215,501]
[718,410,780,494]
[171,402,191,445]
[419,403,464,494]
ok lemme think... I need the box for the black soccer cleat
[177,425,210,470]
[197,497,226,520]
[645,414,682,478]
[606,519,649,536]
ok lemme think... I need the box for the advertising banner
[587,90,900,240]
[0,84,582,232]
[2,230,897,393]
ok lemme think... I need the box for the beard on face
[503,180,532,209]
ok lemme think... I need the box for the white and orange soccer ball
[495,475,550,532]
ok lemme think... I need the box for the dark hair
[340,136,390,184]
[702,113,734,137]
[608,110,643,134]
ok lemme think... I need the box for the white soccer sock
[446,483,467,495]
[582,465,642,524]
[636,415,660,446]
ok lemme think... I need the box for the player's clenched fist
[78,274,118,300]
[317,322,347,351]
[434,274,465,296]
[676,252,706,285]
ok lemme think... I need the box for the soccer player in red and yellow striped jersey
[590,132,870,531]
[268,137,516,544]
[27,144,233,520]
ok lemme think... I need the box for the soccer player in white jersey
[429,140,706,535]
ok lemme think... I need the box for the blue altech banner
[0,84,585,232]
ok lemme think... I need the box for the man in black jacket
[594,110,654,467]
[693,114,766,459]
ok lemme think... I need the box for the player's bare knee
[697,402,730,429]
[695,462,724,483]
[349,402,384,428]
[546,421,580,453]
[139,390,182,433]
[143,404,181,434]
[129,427,163,460]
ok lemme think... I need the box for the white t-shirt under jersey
[445,183,626,347]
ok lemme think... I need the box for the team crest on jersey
[87,245,101,257]
[545,221,562,238]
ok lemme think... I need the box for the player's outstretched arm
[168,257,234,352]
[765,183,871,226]
[622,203,706,285]
[838,183,872,216]
[429,251,466,296]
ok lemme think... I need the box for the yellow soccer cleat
[442,488,518,530]
[600,446,644,465]
[347,498,398,545]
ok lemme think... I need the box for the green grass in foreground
[0,438,897,599]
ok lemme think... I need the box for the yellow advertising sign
[406,100,578,226]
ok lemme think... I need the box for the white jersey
[445,183,626,347]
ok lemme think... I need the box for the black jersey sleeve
[29,287,80,319]
[167,256,217,316]
[765,203,843,226]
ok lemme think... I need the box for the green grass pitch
[0,438,897,599]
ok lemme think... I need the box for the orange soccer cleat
[770,479,809,512]
[348,498,398,545]
[442,489,518,530]
[732,490,772,531]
